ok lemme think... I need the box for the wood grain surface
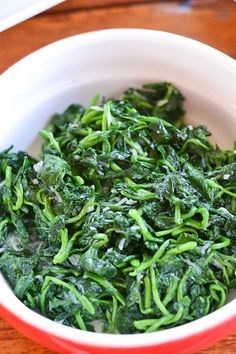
[0,0,236,73]
[0,0,235,353]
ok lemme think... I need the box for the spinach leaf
[0,83,235,334]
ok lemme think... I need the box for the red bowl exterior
[0,304,236,354]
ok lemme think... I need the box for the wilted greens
[0,82,235,334]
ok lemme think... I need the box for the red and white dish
[0,29,235,354]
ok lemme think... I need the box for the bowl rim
[0,28,236,348]
[1,27,236,79]
[1,281,236,348]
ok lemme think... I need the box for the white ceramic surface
[0,0,64,31]
[0,29,235,348]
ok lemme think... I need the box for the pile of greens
[0,82,235,334]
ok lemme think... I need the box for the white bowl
[0,0,65,32]
[0,29,235,354]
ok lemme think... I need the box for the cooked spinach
[0,82,235,333]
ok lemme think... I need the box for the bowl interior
[0,30,236,154]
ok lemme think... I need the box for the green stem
[5,166,12,188]
[39,130,61,153]
[75,311,87,330]
[85,272,125,306]
[144,276,152,309]
[41,276,95,315]
[162,277,179,306]
[0,219,8,240]
[181,138,209,152]
[128,209,157,242]
[165,242,197,256]
[150,267,169,315]
[130,240,170,275]
[12,183,24,210]
[65,195,95,224]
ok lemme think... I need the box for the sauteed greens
[0,83,235,333]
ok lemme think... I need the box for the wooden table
[0,0,235,353]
